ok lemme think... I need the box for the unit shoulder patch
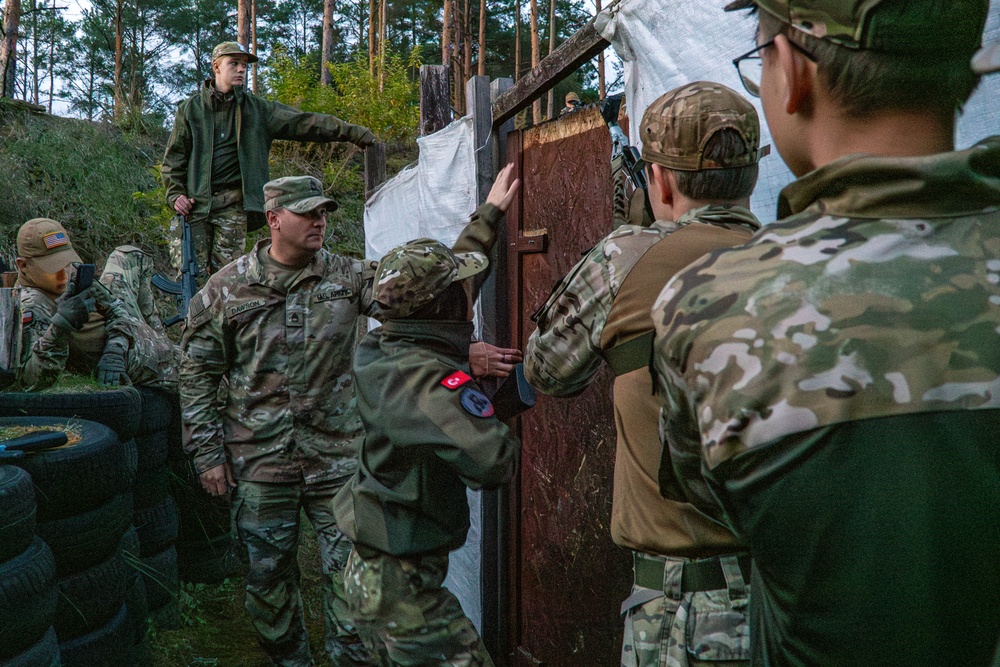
[460,386,495,418]
[441,370,472,390]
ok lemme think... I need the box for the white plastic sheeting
[362,115,485,632]
[596,0,1000,222]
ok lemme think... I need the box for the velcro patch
[441,370,472,390]
[21,311,33,324]
[315,286,353,302]
[43,231,68,249]
[460,387,495,418]
[228,299,266,318]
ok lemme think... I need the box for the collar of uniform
[200,79,245,107]
[778,136,1000,220]
[379,319,475,358]
[246,239,326,288]
[675,204,761,233]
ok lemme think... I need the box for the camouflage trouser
[99,246,180,390]
[170,189,248,284]
[232,479,373,667]
[344,549,494,667]
[621,552,751,667]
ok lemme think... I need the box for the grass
[0,423,82,446]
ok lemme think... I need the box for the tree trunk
[251,0,259,92]
[529,0,539,124]
[596,0,605,98]
[378,0,386,91]
[0,0,20,98]
[321,0,334,85]
[442,0,451,67]
[462,0,471,93]
[47,0,55,112]
[546,0,554,118]
[368,0,376,76]
[114,0,125,119]
[477,0,485,75]
[514,0,520,81]
[237,0,251,49]
[31,0,39,105]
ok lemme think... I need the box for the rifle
[151,214,198,327]
[600,93,654,228]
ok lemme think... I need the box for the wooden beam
[364,142,386,199]
[492,17,609,127]
[419,65,452,136]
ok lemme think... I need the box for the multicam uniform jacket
[652,137,1000,665]
[180,241,377,483]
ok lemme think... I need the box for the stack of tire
[166,392,243,584]
[0,465,60,666]
[134,387,181,629]
[0,415,139,666]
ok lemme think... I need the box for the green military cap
[374,239,488,319]
[16,218,82,273]
[212,41,258,64]
[639,81,768,172]
[264,176,338,214]
[723,0,989,61]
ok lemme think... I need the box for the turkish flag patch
[441,370,472,390]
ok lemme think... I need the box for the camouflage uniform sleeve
[452,203,501,297]
[264,99,370,144]
[179,288,229,474]
[161,101,191,207]
[353,258,380,316]
[611,154,629,230]
[17,294,69,390]
[523,242,611,397]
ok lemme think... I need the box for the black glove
[354,127,377,148]
[96,338,128,386]
[52,283,95,332]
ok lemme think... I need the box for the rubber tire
[124,563,149,647]
[136,386,175,436]
[0,387,141,442]
[132,466,170,510]
[134,431,169,480]
[169,457,231,542]
[178,533,244,584]
[139,545,178,612]
[58,603,130,667]
[53,541,130,640]
[1,417,136,521]
[36,492,133,576]
[0,537,58,660]
[0,626,60,667]
[134,494,179,556]
[0,466,36,563]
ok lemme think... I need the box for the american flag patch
[43,231,68,249]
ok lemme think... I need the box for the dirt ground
[151,523,333,667]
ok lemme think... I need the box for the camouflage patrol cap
[264,176,338,214]
[565,92,581,104]
[639,81,767,171]
[374,239,488,319]
[723,0,989,63]
[212,41,258,64]
[16,218,82,273]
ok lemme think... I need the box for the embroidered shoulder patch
[460,387,495,418]
[21,311,33,324]
[441,370,472,390]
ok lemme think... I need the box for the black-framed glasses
[732,39,816,98]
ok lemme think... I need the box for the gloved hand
[96,338,128,386]
[354,127,377,148]
[52,281,95,332]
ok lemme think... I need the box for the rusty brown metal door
[503,108,632,667]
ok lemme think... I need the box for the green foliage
[265,46,422,143]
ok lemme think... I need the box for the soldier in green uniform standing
[181,175,378,666]
[651,1,1000,664]
[333,164,521,667]
[162,41,376,279]
[14,218,178,390]
[524,83,766,667]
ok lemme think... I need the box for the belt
[634,552,752,593]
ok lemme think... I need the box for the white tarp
[363,115,485,632]
[596,0,1000,222]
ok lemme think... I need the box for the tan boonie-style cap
[374,238,488,319]
[264,176,338,214]
[639,81,768,171]
[212,41,258,64]
[16,218,82,273]
[723,0,992,71]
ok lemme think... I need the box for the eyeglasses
[732,38,816,98]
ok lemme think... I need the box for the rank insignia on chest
[460,387,495,418]
[441,370,472,390]
[21,311,32,324]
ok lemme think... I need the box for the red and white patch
[43,231,69,249]
[440,370,472,390]
[21,311,33,324]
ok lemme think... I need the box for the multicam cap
[565,92,581,104]
[212,41,258,64]
[374,238,488,319]
[723,0,989,63]
[16,218,82,273]
[639,81,768,171]
[264,176,338,214]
